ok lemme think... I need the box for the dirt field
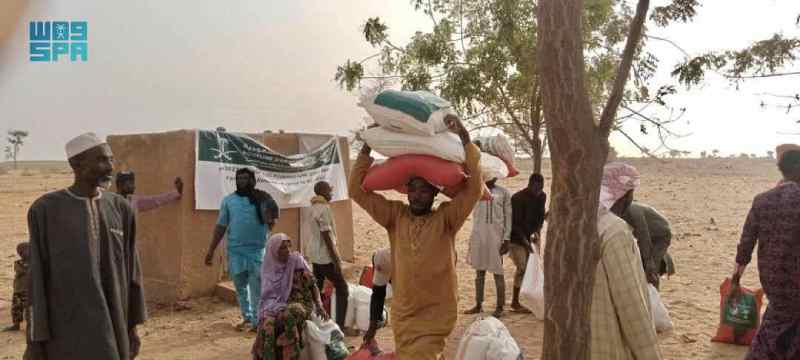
[0,158,778,359]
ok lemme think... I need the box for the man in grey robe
[26,133,146,359]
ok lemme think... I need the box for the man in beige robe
[591,162,663,360]
[349,116,482,359]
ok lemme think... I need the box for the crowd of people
[4,122,799,359]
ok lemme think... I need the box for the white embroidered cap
[65,132,106,159]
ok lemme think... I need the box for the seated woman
[252,233,328,360]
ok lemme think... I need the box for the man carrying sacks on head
[349,114,483,359]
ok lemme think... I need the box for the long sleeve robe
[26,189,146,360]
[622,202,672,275]
[349,143,483,360]
[591,209,663,360]
[467,185,512,275]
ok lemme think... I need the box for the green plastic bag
[325,330,350,360]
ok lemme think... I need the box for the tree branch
[615,127,663,160]
[727,71,800,79]
[497,86,537,150]
[469,122,516,131]
[646,34,690,58]
[359,53,382,64]
[599,0,651,133]
[621,104,686,137]
[426,0,438,27]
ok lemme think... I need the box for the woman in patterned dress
[252,233,328,360]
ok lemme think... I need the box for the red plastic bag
[502,158,519,178]
[359,265,375,289]
[362,155,466,191]
[711,278,765,345]
[322,280,334,316]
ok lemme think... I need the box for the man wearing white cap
[25,133,146,360]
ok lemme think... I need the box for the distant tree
[669,149,681,158]
[5,130,29,169]
[700,150,707,158]
[681,150,691,157]
[767,150,775,159]
[750,153,757,159]
[740,153,750,159]
[712,149,720,158]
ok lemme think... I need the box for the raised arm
[133,177,183,212]
[443,143,483,232]
[348,144,401,229]
[133,191,181,212]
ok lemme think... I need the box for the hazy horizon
[0,0,798,161]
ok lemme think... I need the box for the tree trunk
[537,0,608,359]
[537,0,650,358]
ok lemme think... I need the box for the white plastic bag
[331,283,358,328]
[519,247,545,320]
[455,317,522,360]
[476,135,514,161]
[487,334,523,360]
[353,285,374,331]
[360,90,453,136]
[479,152,509,180]
[648,284,673,333]
[305,315,341,360]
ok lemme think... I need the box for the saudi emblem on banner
[194,130,348,210]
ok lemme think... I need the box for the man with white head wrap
[26,133,147,359]
[590,162,663,360]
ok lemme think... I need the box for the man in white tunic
[463,178,512,318]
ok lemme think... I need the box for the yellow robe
[349,144,483,359]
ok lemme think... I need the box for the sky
[0,0,798,161]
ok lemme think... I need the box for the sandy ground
[0,158,779,359]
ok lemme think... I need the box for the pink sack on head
[362,155,466,192]
[396,180,492,201]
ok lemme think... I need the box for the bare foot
[462,305,482,315]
